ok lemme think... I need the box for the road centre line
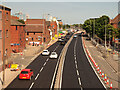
[29,82,34,90]
[43,62,47,66]
[40,67,43,72]
[35,74,39,80]
[74,37,83,90]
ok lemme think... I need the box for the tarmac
[0,39,58,89]
[83,36,119,89]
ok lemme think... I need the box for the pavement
[0,38,58,89]
[83,36,119,89]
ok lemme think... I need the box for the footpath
[83,36,119,89]
[0,39,58,89]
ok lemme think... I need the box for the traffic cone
[96,63,98,68]
[97,67,100,73]
[99,70,102,76]
[102,72,104,78]
[106,78,109,85]
[104,74,107,83]
[110,82,112,89]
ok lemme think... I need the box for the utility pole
[42,14,44,44]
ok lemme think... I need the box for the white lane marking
[74,37,83,90]
[29,82,34,90]
[43,62,47,66]
[35,74,39,80]
[46,58,49,62]
[82,37,107,89]
[74,57,76,60]
[75,60,77,64]
[53,44,59,52]
[40,67,43,72]
[78,77,82,85]
[76,70,79,76]
[75,64,78,69]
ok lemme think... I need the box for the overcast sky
[1,1,119,24]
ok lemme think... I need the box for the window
[16,26,17,30]
[0,30,2,38]
[6,30,8,37]
[27,32,29,35]
[6,12,9,21]
[32,38,33,41]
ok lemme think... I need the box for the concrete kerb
[54,35,73,88]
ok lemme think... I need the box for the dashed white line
[35,74,39,80]
[40,67,43,72]
[46,58,49,62]
[29,82,34,90]
[78,77,82,85]
[74,57,76,60]
[76,70,79,76]
[75,60,77,64]
[43,62,47,66]
[75,64,78,69]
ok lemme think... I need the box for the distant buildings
[0,5,62,67]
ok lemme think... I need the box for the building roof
[25,24,43,32]
[11,19,25,26]
[0,5,11,11]
[111,14,120,24]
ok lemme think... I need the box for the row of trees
[82,15,119,40]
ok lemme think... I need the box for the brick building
[25,19,50,45]
[110,14,120,29]
[10,17,26,53]
[0,5,11,64]
[50,21,57,35]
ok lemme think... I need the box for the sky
[0,0,119,24]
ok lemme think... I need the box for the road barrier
[82,37,113,89]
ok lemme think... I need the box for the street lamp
[109,31,111,48]
[105,20,107,50]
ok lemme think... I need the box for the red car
[19,69,33,80]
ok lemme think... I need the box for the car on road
[74,35,77,38]
[42,50,50,55]
[58,38,63,42]
[19,69,33,80]
[50,52,58,59]
[60,40,66,45]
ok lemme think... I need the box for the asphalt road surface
[61,34,105,89]
[5,33,72,89]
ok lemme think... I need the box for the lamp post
[109,31,111,48]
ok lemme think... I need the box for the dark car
[60,40,66,45]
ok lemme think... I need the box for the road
[61,34,105,89]
[5,34,72,89]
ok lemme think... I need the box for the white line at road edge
[81,37,107,89]
[29,82,34,90]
